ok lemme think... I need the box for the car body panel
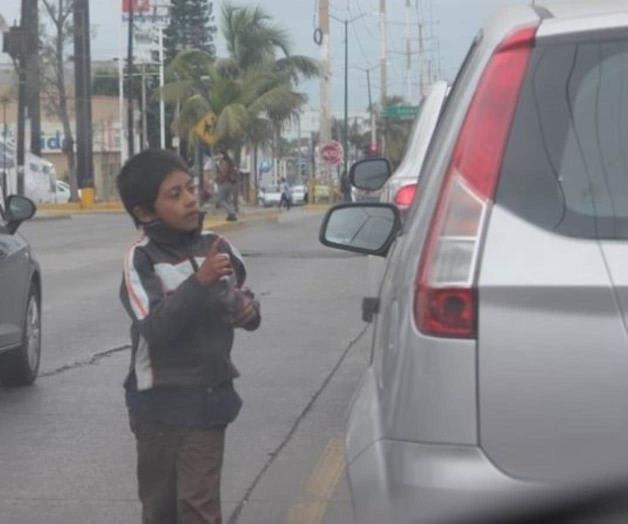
[341,1,628,522]
[478,206,628,480]
[0,223,34,350]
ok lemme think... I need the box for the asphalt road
[0,209,372,524]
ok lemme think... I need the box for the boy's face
[134,170,200,232]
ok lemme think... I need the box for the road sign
[193,112,219,146]
[122,0,150,14]
[320,141,343,166]
[382,105,420,120]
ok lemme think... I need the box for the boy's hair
[117,149,189,223]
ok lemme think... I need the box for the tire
[0,283,41,386]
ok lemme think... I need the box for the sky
[1,0,528,113]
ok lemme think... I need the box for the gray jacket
[120,219,260,391]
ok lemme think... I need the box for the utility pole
[366,69,376,149]
[74,0,95,205]
[318,0,331,181]
[127,0,135,158]
[343,19,348,176]
[405,0,412,101]
[24,0,41,156]
[1,95,8,203]
[141,64,148,150]
[380,0,387,156]
[158,26,166,149]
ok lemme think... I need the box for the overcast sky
[1,0,527,112]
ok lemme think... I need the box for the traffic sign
[320,141,343,166]
[382,105,420,120]
[193,112,219,146]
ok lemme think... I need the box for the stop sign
[320,141,344,166]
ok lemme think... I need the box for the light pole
[330,13,367,190]
[1,95,8,204]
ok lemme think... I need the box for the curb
[32,214,72,222]
[203,210,280,232]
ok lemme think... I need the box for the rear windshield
[497,36,628,239]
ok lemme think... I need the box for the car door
[0,207,30,349]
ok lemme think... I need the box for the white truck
[0,138,59,203]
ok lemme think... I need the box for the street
[0,209,371,524]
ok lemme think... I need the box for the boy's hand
[233,288,260,328]
[195,237,233,286]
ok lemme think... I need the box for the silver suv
[321,1,628,522]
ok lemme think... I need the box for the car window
[498,36,628,239]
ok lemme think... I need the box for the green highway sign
[382,105,420,120]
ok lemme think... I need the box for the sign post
[320,141,344,166]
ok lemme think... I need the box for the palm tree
[220,3,319,175]
[221,3,319,80]
[161,50,303,158]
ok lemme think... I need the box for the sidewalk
[34,201,330,232]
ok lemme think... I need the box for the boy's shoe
[226,214,238,222]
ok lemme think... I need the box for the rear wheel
[0,284,41,386]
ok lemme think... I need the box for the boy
[117,149,260,524]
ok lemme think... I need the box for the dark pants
[130,417,225,524]
[280,194,291,210]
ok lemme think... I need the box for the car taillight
[394,183,418,208]
[414,25,537,338]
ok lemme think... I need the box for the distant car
[290,184,307,205]
[379,80,449,215]
[257,186,282,207]
[54,180,71,203]
[367,81,448,296]
[0,195,41,386]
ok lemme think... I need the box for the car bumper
[346,370,537,524]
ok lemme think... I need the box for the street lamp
[330,13,367,198]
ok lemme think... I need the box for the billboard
[122,0,151,14]
[121,0,170,64]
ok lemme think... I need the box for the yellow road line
[285,435,346,524]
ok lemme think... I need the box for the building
[0,61,128,201]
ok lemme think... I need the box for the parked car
[320,2,628,522]
[367,80,449,297]
[54,180,71,203]
[290,184,307,205]
[0,195,41,386]
[257,186,282,207]
[379,80,449,214]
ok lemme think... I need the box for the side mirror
[350,158,392,191]
[5,195,36,234]
[319,203,401,257]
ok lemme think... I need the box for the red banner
[122,0,150,14]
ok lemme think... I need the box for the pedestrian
[340,169,352,202]
[279,177,292,210]
[216,152,238,222]
[117,149,261,524]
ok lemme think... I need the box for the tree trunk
[253,143,258,205]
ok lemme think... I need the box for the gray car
[321,1,628,522]
[0,195,41,386]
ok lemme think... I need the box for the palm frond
[216,104,250,139]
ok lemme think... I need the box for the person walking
[279,177,292,211]
[117,149,261,524]
[340,169,352,202]
[216,152,238,222]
